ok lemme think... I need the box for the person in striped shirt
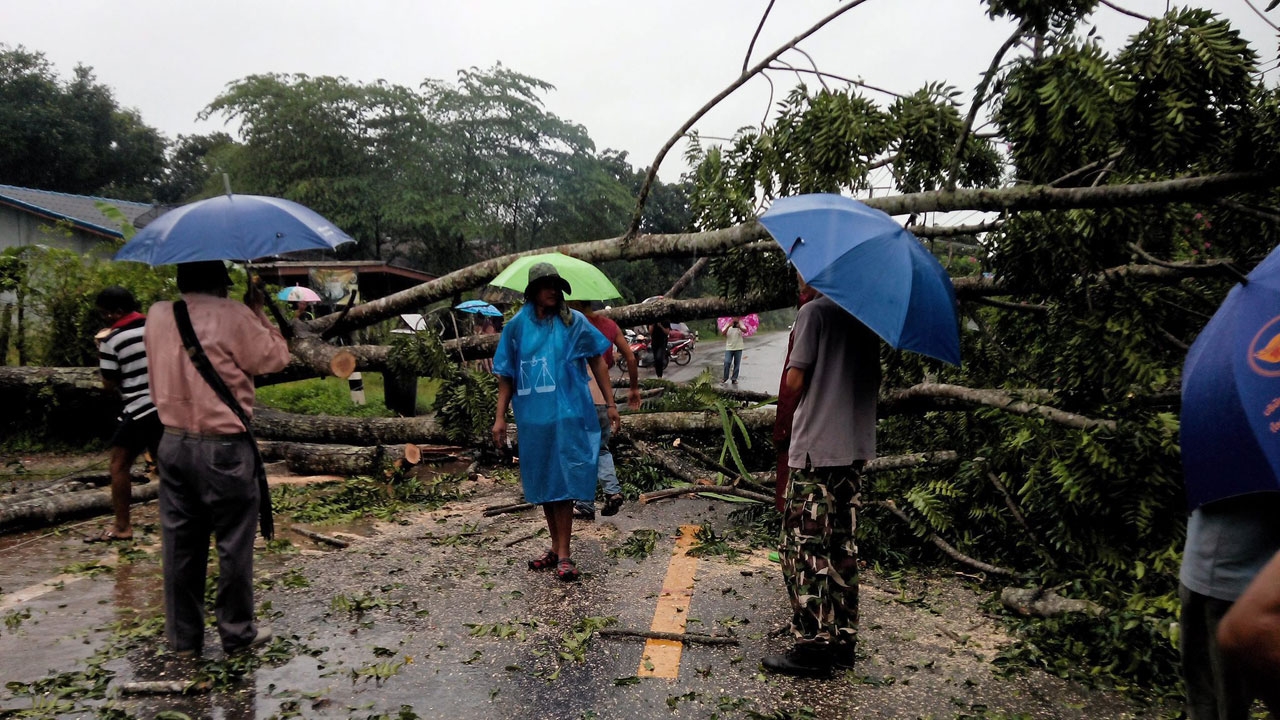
[87,286,162,543]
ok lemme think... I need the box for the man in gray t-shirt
[763,291,881,678]
[1178,493,1280,719]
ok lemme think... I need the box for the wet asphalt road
[638,330,792,395]
[0,469,1151,719]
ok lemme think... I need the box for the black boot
[761,642,854,678]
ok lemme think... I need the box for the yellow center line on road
[637,524,700,679]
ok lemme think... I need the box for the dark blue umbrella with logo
[758,193,961,365]
[115,194,354,265]
[1182,245,1280,509]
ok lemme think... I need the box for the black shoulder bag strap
[172,300,274,540]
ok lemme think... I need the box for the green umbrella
[490,252,622,301]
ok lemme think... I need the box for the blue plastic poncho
[493,306,612,504]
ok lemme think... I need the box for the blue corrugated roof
[0,184,157,239]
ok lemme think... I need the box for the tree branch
[742,0,778,73]
[946,22,1030,191]
[666,257,710,298]
[875,499,1017,577]
[969,296,1048,312]
[1098,0,1153,22]
[881,383,1116,431]
[762,65,904,99]
[913,221,1001,238]
[626,0,872,235]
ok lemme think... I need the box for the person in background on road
[763,281,881,678]
[492,264,618,582]
[86,286,163,543]
[1178,492,1280,719]
[721,318,746,385]
[772,285,819,511]
[145,261,292,657]
[568,300,642,521]
[649,320,670,378]
[1218,548,1280,716]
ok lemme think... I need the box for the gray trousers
[1180,584,1255,720]
[158,430,260,653]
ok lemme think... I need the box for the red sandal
[528,550,559,570]
[555,558,580,582]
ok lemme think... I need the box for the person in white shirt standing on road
[721,318,746,385]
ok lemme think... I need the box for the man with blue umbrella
[756,194,961,676]
[145,261,292,657]
[761,277,882,677]
[117,190,352,657]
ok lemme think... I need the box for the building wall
[0,205,113,257]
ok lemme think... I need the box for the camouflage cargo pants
[780,463,862,649]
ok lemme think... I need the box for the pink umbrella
[718,314,760,337]
[277,285,322,303]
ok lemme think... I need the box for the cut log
[330,350,358,379]
[256,441,420,476]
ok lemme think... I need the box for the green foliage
[382,324,497,442]
[199,66,677,274]
[984,0,1098,33]
[607,529,663,561]
[255,376,394,418]
[271,471,465,525]
[0,245,174,368]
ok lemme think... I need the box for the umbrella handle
[264,298,294,340]
[247,271,294,340]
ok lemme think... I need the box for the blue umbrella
[455,299,503,317]
[115,194,354,265]
[1181,245,1280,509]
[758,193,961,366]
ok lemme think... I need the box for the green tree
[0,45,166,199]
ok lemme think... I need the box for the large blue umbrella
[115,194,354,265]
[758,193,961,366]
[1181,245,1280,509]
[455,300,503,317]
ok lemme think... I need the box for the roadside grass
[256,374,442,417]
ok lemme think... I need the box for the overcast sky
[6,1,1278,182]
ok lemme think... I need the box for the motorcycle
[617,329,696,373]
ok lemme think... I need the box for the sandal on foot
[528,550,559,570]
[555,558,580,582]
[601,493,624,517]
[84,529,132,544]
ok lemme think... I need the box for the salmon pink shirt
[144,293,292,435]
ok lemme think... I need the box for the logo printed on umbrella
[1247,315,1280,378]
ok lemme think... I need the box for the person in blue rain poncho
[492,262,619,582]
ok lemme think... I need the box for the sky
[6,0,1279,185]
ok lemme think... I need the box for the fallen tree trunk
[303,171,1278,339]
[0,483,159,533]
[253,408,451,445]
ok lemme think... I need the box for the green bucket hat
[526,262,572,295]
